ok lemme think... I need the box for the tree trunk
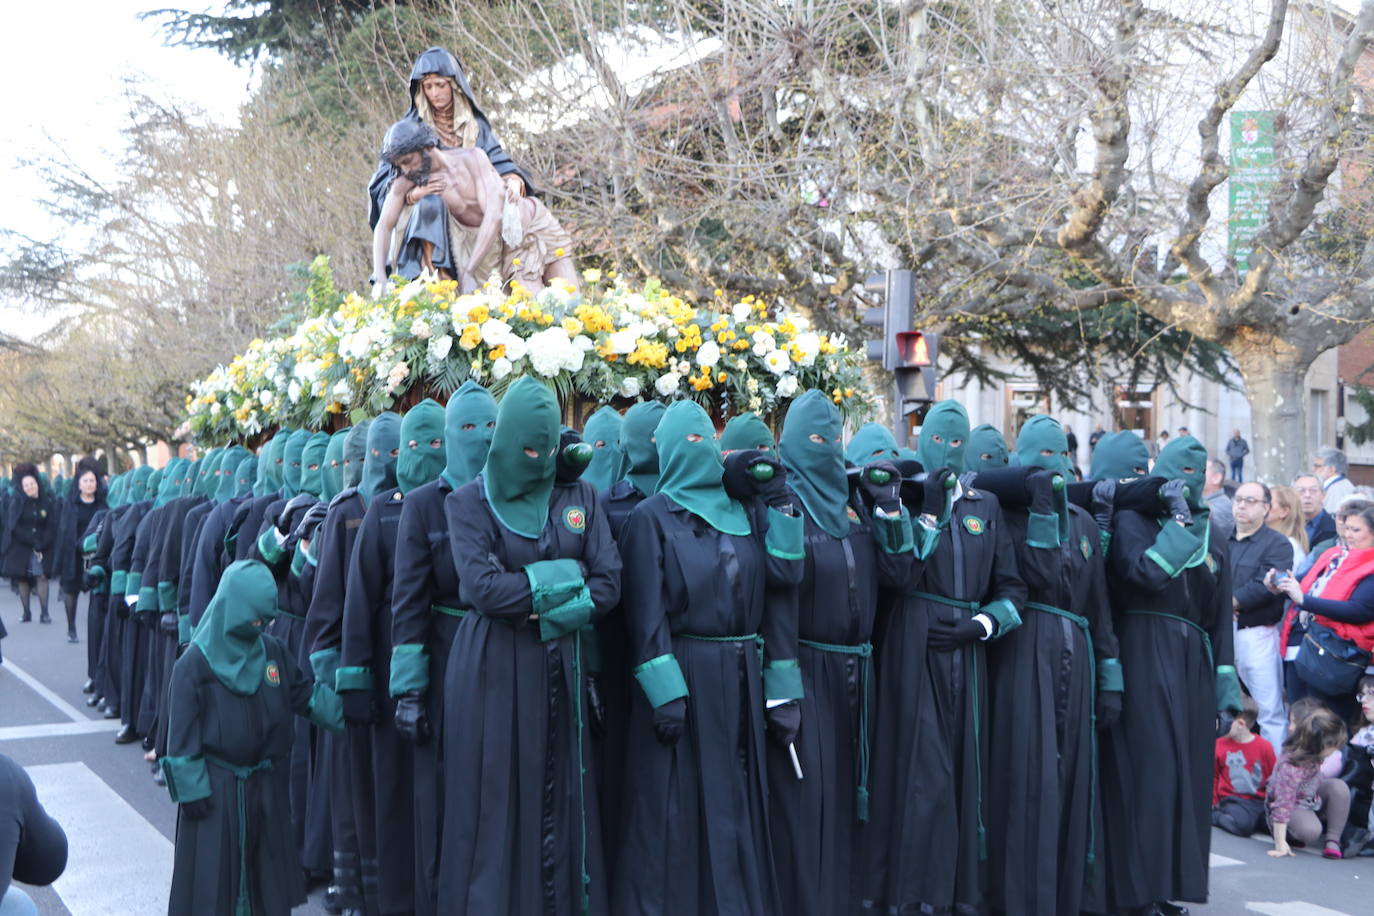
[1231,337,1310,483]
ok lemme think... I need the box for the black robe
[187,497,252,629]
[862,487,1026,915]
[104,501,150,716]
[84,507,116,682]
[613,494,802,916]
[985,504,1119,916]
[439,477,622,916]
[1099,512,1232,909]
[151,496,207,758]
[54,494,103,594]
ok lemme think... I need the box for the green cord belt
[908,590,980,611]
[1024,600,1098,873]
[799,638,874,823]
[205,754,274,916]
[1123,609,1213,668]
[431,603,468,618]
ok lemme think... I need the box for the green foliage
[143,0,393,63]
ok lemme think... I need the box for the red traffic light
[895,331,932,367]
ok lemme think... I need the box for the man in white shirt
[1312,447,1356,514]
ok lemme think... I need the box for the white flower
[619,376,642,398]
[526,327,585,376]
[696,340,721,368]
[675,360,691,376]
[410,318,433,340]
[735,357,749,370]
[608,329,638,355]
[655,372,682,396]
[789,313,811,331]
[259,390,275,407]
[397,277,427,302]
[793,332,820,367]
[746,376,759,393]
[481,318,513,346]
[504,336,528,361]
[331,379,353,405]
[776,374,799,397]
[428,334,454,361]
[287,380,302,403]
[210,402,223,416]
[572,334,594,352]
[752,329,776,351]
[764,349,791,375]
[491,357,513,380]
[732,302,752,322]
[666,325,679,338]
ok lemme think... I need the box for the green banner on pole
[1228,110,1278,272]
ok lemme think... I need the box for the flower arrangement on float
[183,270,868,445]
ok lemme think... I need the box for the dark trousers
[1212,796,1267,837]
[1230,457,1244,481]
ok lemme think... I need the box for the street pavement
[2,586,1372,914]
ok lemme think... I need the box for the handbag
[1295,619,1372,696]
[26,550,43,579]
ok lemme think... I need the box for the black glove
[556,429,594,484]
[1216,709,1235,739]
[341,690,375,726]
[587,676,606,738]
[765,701,802,748]
[289,501,331,549]
[276,494,316,538]
[159,612,179,635]
[1158,479,1193,526]
[1027,470,1056,517]
[181,797,212,820]
[1096,690,1123,730]
[859,462,902,515]
[921,468,955,518]
[723,449,792,509]
[927,616,986,651]
[1090,478,1116,534]
[652,698,687,746]
[394,692,430,742]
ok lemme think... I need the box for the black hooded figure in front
[368,46,534,281]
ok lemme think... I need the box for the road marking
[1246,904,1354,916]
[1209,852,1244,867]
[25,762,174,916]
[1,659,89,723]
[0,720,121,742]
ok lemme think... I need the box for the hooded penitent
[321,430,349,501]
[779,389,849,538]
[443,381,497,490]
[106,475,126,509]
[360,413,401,505]
[281,429,311,500]
[1088,431,1151,481]
[126,465,154,504]
[263,432,290,494]
[155,459,187,508]
[398,399,447,494]
[234,457,258,499]
[191,559,280,695]
[655,400,751,536]
[180,460,200,498]
[720,412,775,453]
[968,424,1010,472]
[251,446,273,499]
[580,405,624,491]
[214,447,249,504]
[618,401,666,497]
[1015,415,1072,476]
[1152,435,1209,513]
[480,377,560,538]
[915,400,970,474]
[194,451,221,500]
[846,423,901,465]
[343,420,371,490]
[300,432,331,500]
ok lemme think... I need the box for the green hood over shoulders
[234,456,258,499]
[780,390,849,538]
[154,459,185,508]
[618,401,666,497]
[343,420,371,490]
[656,400,751,536]
[360,413,401,504]
[127,465,154,504]
[214,447,249,504]
[720,412,775,453]
[1152,435,1209,511]
[195,450,222,499]
[281,429,311,499]
[251,445,273,498]
[581,406,624,492]
[322,429,349,501]
[398,399,447,494]
[846,423,901,465]
[916,400,970,474]
[300,432,331,499]
[1089,431,1151,481]
[968,424,1010,472]
[191,559,280,695]
[1015,415,1072,475]
[442,381,497,490]
[480,377,559,538]
[262,431,289,493]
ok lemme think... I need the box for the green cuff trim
[334,666,373,693]
[764,659,804,701]
[980,597,1022,638]
[177,613,192,645]
[157,581,177,614]
[872,507,914,554]
[1025,511,1061,550]
[110,570,127,595]
[633,653,689,707]
[124,571,143,599]
[82,533,98,553]
[525,558,586,614]
[1216,664,1243,716]
[88,565,106,583]
[913,521,941,559]
[307,682,345,733]
[1145,521,1202,579]
[1098,657,1124,693]
[309,648,341,687]
[389,644,429,696]
[539,589,594,642]
[257,528,285,565]
[765,507,804,559]
[289,544,308,577]
[136,585,158,613]
[160,754,211,804]
[1099,530,1112,556]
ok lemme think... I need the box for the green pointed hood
[1152,435,1209,511]
[263,432,289,493]
[619,401,666,497]
[191,559,279,696]
[300,432,331,499]
[360,413,401,504]
[155,459,185,508]
[480,377,559,538]
[214,447,248,503]
[1089,431,1151,481]
[968,424,1009,472]
[251,446,273,498]
[916,400,970,474]
[281,429,310,499]
[846,423,901,465]
[195,451,221,499]
[127,465,154,503]
[779,390,848,538]
[322,430,349,501]
[343,420,371,489]
[581,406,624,491]
[656,400,751,536]
[442,381,497,490]
[145,468,165,506]
[107,475,126,508]
[234,456,258,498]
[720,412,775,453]
[1016,415,1071,475]
[180,460,200,497]
[398,399,447,494]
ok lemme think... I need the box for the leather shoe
[85,693,102,707]
[1156,904,1189,916]
[141,734,155,752]
[40,612,51,624]
[103,706,119,720]
[82,679,94,694]
[114,725,139,744]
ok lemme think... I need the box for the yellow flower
[675,340,688,353]
[554,248,565,258]
[717,371,728,383]
[185,394,193,406]
[607,270,618,279]
[733,340,750,351]
[459,323,482,351]
[468,305,490,324]
[489,345,506,360]
[845,388,855,398]
[713,289,724,298]
[512,258,522,267]
[562,317,584,336]
[582,268,603,284]
[690,373,713,391]
[326,402,343,414]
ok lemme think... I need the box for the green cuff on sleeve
[913,521,941,560]
[289,544,308,577]
[763,659,804,701]
[307,682,345,733]
[124,571,143,599]
[110,570,127,596]
[1025,512,1061,550]
[137,585,158,613]
[871,507,914,554]
[524,559,586,615]
[334,666,374,693]
[539,590,594,642]
[177,613,193,645]
[82,533,98,553]
[88,564,106,584]
[257,528,285,565]
[1144,521,1202,579]
[157,581,177,614]
[765,507,804,560]
[309,648,341,688]
[160,754,211,804]
[1215,664,1243,716]
[979,598,1022,638]
[633,653,689,708]
[389,643,429,696]
[1098,657,1124,693]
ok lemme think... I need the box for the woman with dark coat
[1,463,57,625]
[53,457,107,643]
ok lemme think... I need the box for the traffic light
[861,269,914,369]
[894,329,939,402]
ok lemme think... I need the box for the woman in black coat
[1,463,57,624]
[53,457,107,643]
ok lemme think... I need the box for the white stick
[788,743,804,780]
